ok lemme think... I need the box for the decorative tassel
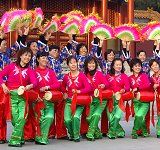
[151,101,155,127]
[109,98,113,113]
[99,86,103,109]
[119,91,125,112]
[125,101,131,122]
[70,91,77,117]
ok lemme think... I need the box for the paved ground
[1,120,160,150]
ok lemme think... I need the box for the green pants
[156,111,160,135]
[107,95,125,138]
[8,90,27,146]
[86,98,107,139]
[34,99,54,144]
[131,98,150,138]
[64,98,84,140]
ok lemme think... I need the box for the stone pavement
[1,120,160,150]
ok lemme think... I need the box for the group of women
[0,27,160,147]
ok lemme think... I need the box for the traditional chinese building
[0,0,134,57]
[134,8,160,57]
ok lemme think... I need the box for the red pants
[80,106,89,134]
[48,100,67,138]
[24,102,36,139]
[0,103,6,140]
[101,107,109,133]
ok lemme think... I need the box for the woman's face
[113,60,122,72]
[137,52,146,63]
[79,46,87,56]
[49,48,59,59]
[37,56,48,68]
[132,63,142,74]
[87,60,96,71]
[20,52,32,65]
[68,58,78,71]
[151,61,159,73]
[30,42,38,55]
[107,51,114,62]
[0,40,7,53]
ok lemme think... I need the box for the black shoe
[8,144,22,147]
[81,133,87,139]
[157,135,160,138]
[68,139,74,141]
[132,136,138,139]
[25,139,35,142]
[3,140,8,143]
[0,140,4,144]
[35,141,46,145]
[138,133,142,136]
[118,136,124,138]
[109,137,115,139]
[87,137,95,141]
[74,139,80,142]
[58,136,69,140]
[102,133,107,137]
[35,141,41,145]
[48,136,55,139]
[21,142,25,145]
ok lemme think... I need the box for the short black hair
[104,49,114,60]
[66,55,78,65]
[149,59,159,68]
[137,50,146,57]
[76,43,88,56]
[36,51,49,66]
[27,40,38,48]
[84,56,98,76]
[109,58,125,76]
[49,45,60,52]
[129,58,142,72]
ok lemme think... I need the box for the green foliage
[134,0,160,13]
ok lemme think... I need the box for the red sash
[87,73,103,109]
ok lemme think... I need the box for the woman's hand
[17,27,22,37]
[63,92,68,100]
[25,84,33,91]
[40,86,49,92]
[132,88,138,93]
[98,84,105,89]
[24,26,29,35]
[120,89,125,94]
[36,96,43,102]
[45,32,51,41]
[68,34,73,43]
[1,83,10,94]
[153,84,159,90]
[99,40,103,48]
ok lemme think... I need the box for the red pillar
[128,0,135,58]
[101,0,108,57]
[21,0,28,9]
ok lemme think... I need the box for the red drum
[94,89,113,99]
[44,90,63,102]
[17,86,39,102]
[76,95,92,105]
[115,91,133,101]
[137,91,155,102]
